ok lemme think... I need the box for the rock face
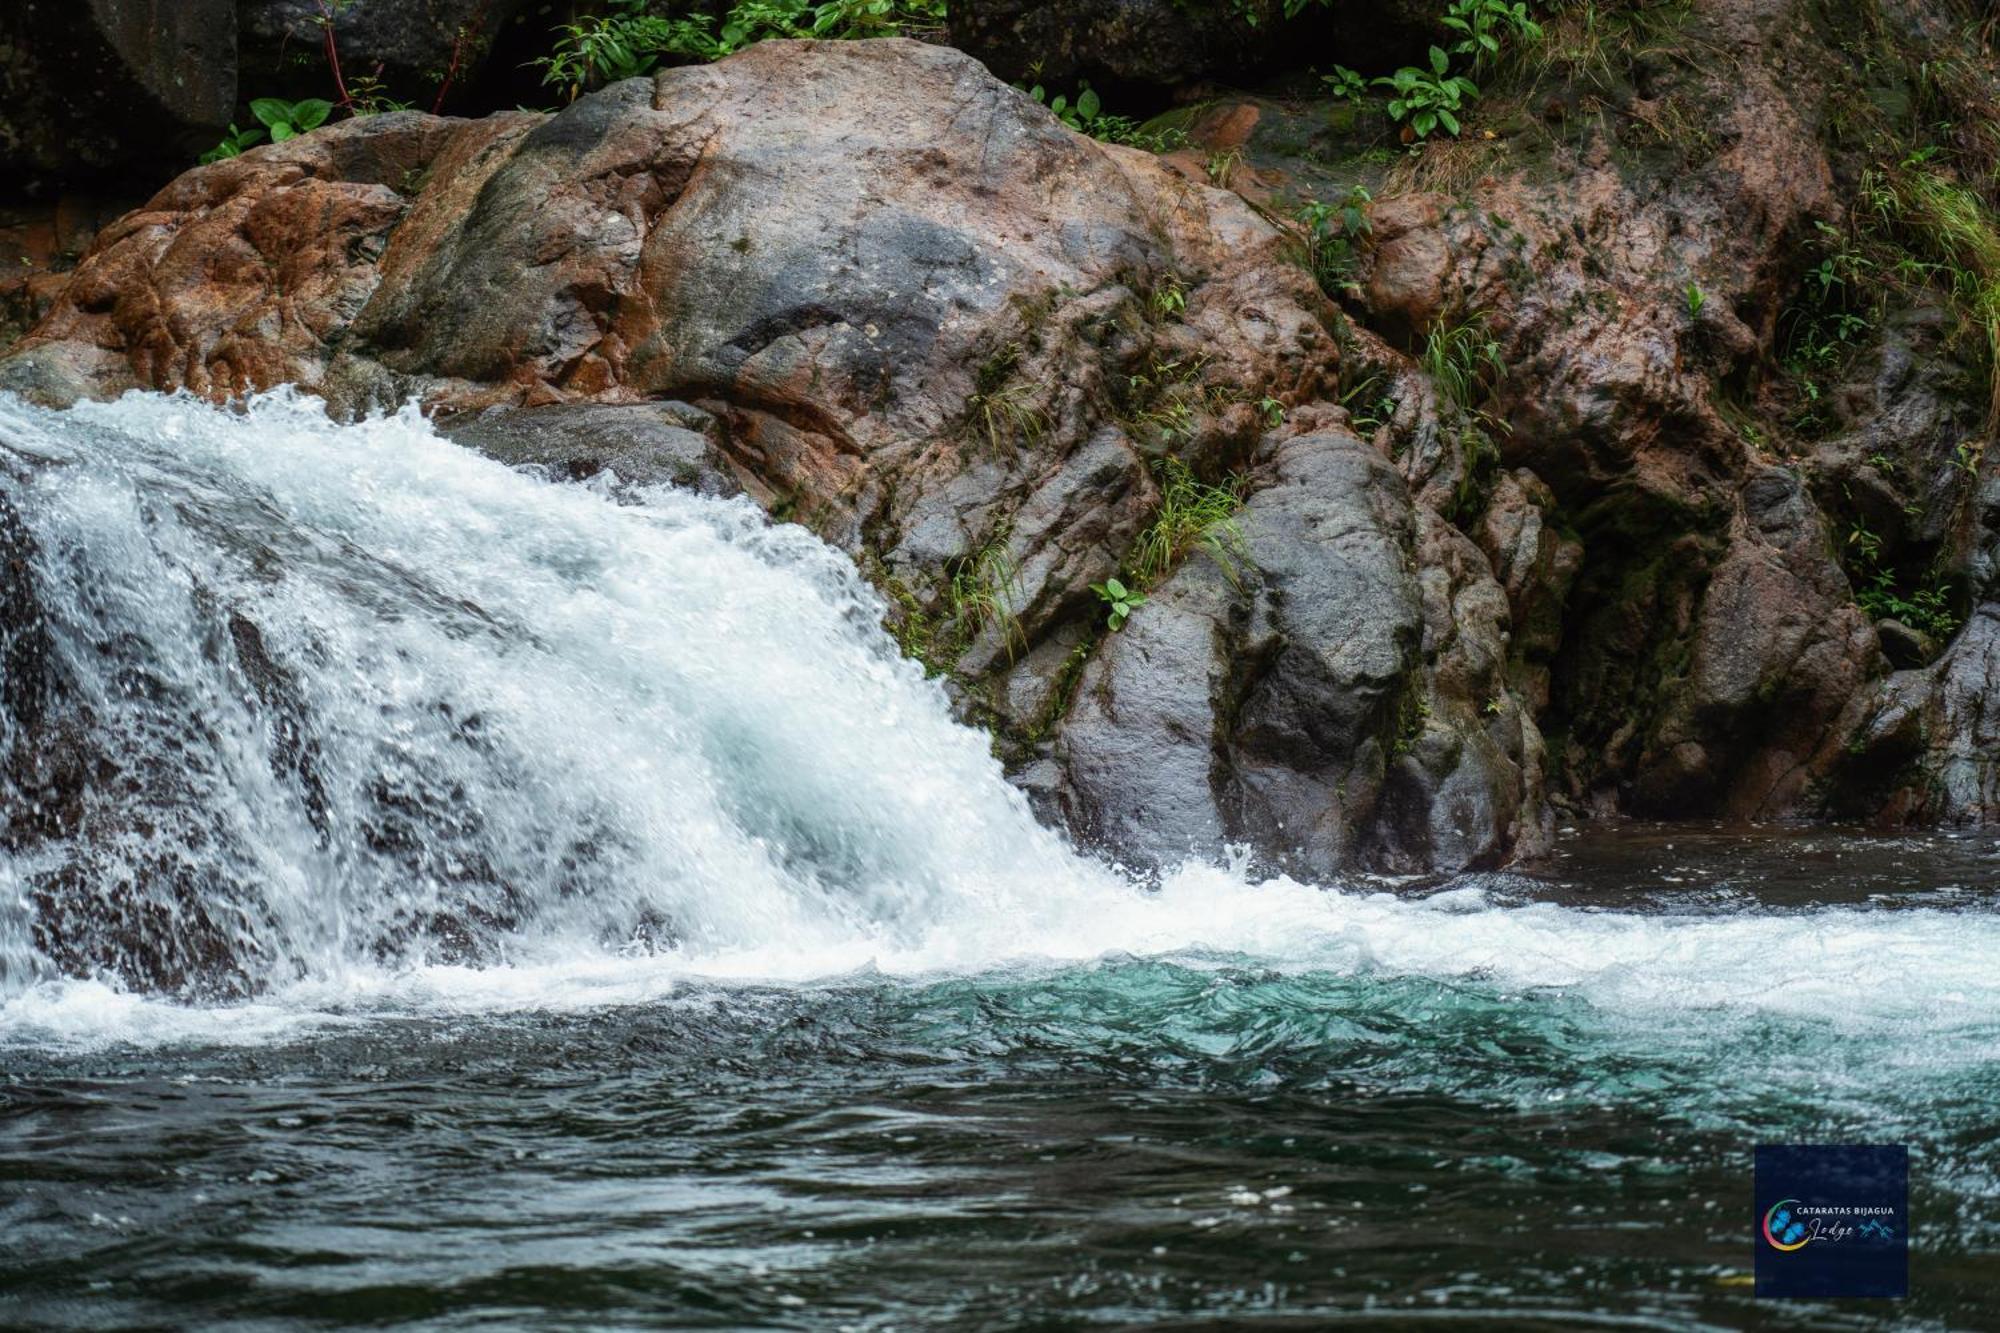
[1058,430,1544,874]
[0,0,237,189]
[7,2,2000,873]
[238,0,529,112]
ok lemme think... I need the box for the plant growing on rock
[1132,458,1247,587]
[1421,311,1504,412]
[250,97,334,143]
[1022,80,1170,148]
[950,544,1027,660]
[1376,47,1480,140]
[200,123,265,164]
[1091,577,1146,631]
[1296,185,1373,297]
[1320,64,1367,101]
[1443,0,1543,72]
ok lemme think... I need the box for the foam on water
[0,391,1996,1071]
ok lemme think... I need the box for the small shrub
[1442,0,1543,72]
[1296,184,1373,297]
[1375,47,1480,140]
[1320,64,1367,101]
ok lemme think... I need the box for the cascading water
[1,391,1996,1328]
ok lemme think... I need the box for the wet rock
[1875,618,1937,670]
[438,401,743,497]
[1057,430,1535,877]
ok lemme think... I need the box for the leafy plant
[1685,283,1706,318]
[1296,184,1373,297]
[1022,79,1175,148]
[343,74,412,115]
[200,123,265,163]
[1320,64,1368,101]
[1442,0,1543,71]
[1091,577,1147,631]
[1845,522,1960,640]
[1255,395,1285,427]
[535,0,946,99]
[1152,279,1188,319]
[250,97,334,143]
[1375,47,1480,140]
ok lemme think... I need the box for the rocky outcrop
[1058,429,1545,875]
[7,0,2000,870]
[0,38,1547,875]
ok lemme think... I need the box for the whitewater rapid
[1,391,1997,1069]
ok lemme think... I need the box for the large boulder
[0,0,237,191]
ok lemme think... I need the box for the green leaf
[292,98,333,131]
[1076,85,1101,122]
[1429,45,1449,75]
[270,122,296,142]
[1437,107,1460,135]
[1414,111,1436,136]
[249,98,292,129]
[1105,578,1128,599]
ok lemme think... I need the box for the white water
[1,391,1998,1063]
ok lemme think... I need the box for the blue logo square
[1755,1144,1908,1299]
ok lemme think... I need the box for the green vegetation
[1845,522,1959,641]
[199,123,266,164]
[1088,457,1247,631]
[1420,311,1504,413]
[1131,458,1247,588]
[1320,64,1368,101]
[250,97,334,142]
[966,381,1048,454]
[1376,46,1480,140]
[1296,185,1373,298]
[1442,0,1543,72]
[949,543,1026,660]
[203,99,332,160]
[1685,283,1705,319]
[535,0,946,98]
[1091,577,1147,631]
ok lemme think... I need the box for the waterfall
[1,391,1997,1068]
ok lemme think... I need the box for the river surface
[0,394,1995,1330]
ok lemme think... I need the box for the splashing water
[0,392,1995,1328]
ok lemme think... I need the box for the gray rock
[1056,430,1538,877]
[436,401,742,497]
